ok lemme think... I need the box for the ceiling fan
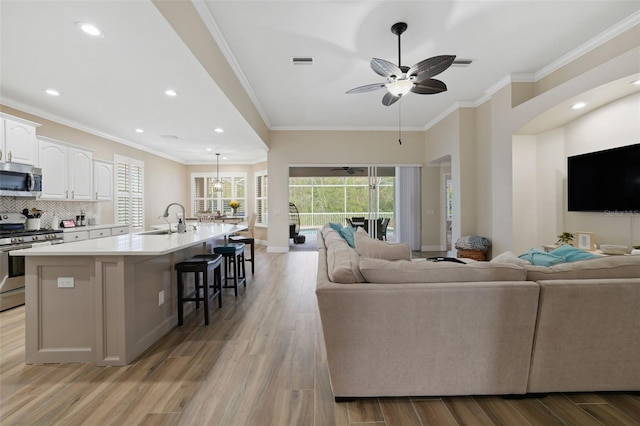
[346,22,456,106]
[330,166,365,175]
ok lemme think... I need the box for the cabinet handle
[7,151,11,162]
[96,192,98,200]
[65,190,69,199]
[0,149,2,161]
[71,190,75,199]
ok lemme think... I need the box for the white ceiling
[1,1,639,165]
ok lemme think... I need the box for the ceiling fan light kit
[347,22,456,106]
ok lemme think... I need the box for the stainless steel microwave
[0,163,42,197]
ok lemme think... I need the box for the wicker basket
[457,249,486,261]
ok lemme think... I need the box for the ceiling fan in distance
[330,166,365,175]
[346,22,456,106]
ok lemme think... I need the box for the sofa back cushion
[525,255,640,281]
[359,258,527,283]
[322,226,365,283]
[354,228,411,260]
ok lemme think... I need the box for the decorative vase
[232,207,238,216]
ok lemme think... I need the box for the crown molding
[192,1,273,130]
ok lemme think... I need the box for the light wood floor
[1,247,639,425]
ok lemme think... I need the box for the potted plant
[556,232,574,246]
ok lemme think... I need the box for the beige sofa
[315,226,640,398]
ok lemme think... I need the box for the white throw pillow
[354,228,411,260]
[491,251,531,266]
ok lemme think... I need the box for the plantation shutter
[115,154,144,230]
[256,172,268,225]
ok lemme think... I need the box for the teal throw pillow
[339,225,356,248]
[327,222,356,248]
[518,248,565,267]
[549,245,599,262]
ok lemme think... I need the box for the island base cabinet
[25,246,202,366]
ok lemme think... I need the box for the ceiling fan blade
[408,55,456,80]
[411,79,448,95]
[382,91,400,106]
[371,58,402,78]
[346,83,387,94]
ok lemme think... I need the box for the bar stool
[213,243,246,296]
[175,255,222,326]
[228,235,255,274]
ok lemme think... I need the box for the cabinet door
[68,148,93,200]
[0,119,4,163]
[38,140,68,199]
[93,160,113,201]
[4,119,38,165]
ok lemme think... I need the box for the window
[192,173,246,216]
[114,154,144,230]
[255,171,268,225]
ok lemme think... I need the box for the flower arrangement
[229,200,240,209]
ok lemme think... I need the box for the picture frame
[576,232,595,251]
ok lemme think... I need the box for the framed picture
[576,232,595,251]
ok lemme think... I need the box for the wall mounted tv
[567,143,640,212]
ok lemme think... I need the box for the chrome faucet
[162,203,187,233]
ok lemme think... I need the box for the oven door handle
[2,244,33,252]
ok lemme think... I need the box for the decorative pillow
[354,228,411,260]
[327,222,356,248]
[491,251,531,266]
[549,244,599,262]
[359,258,527,283]
[525,255,640,281]
[518,248,565,267]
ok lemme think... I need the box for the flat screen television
[567,143,640,212]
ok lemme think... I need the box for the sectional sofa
[315,225,640,399]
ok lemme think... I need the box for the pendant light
[213,153,223,192]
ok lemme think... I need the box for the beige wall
[0,104,188,230]
[268,130,425,251]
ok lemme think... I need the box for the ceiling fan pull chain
[398,100,402,145]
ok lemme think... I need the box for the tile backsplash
[1,198,96,229]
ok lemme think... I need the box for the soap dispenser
[177,218,186,233]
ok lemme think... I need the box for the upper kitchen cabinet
[38,137,93,200]
[0,114,41,166]
[93,159,113,201]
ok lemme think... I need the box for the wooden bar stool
[213,243,246,296]
[175,255,222,326]
[228,235,255,274]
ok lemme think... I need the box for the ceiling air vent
[291,57,314,66]
[452,59,473,67]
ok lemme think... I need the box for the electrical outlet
[158,290,165,306]
[57,277,74,288]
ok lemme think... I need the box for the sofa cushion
[525,255,640,281]
[354,228,411,260]
[322,226,365,283]
[491,251,531,266]
[518,248,565,266]
[327,222,357,248]
[548,244,599,262]
[359,258,527,283]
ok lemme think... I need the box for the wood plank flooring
[1,247,639,425]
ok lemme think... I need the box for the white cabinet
[89,228,111,239]
[63,230,89,243]
[0,115,40,165]
[111,226,129,235]
[38,137,93,200]
[93,160,113,201]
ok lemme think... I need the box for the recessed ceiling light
[206,148,212,152]
[214,128,224,133]
[571,102,587,110]
[77,22,104,38]
[45,89,60,96]
[223,156,228,160]
[163,89,178,97]
[631,79,640,86]
[135,128,144,133]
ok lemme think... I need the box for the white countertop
[15,223,245,256]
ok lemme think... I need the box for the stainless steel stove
[0,212,64,311]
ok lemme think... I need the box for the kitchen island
[15,223,246,366]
